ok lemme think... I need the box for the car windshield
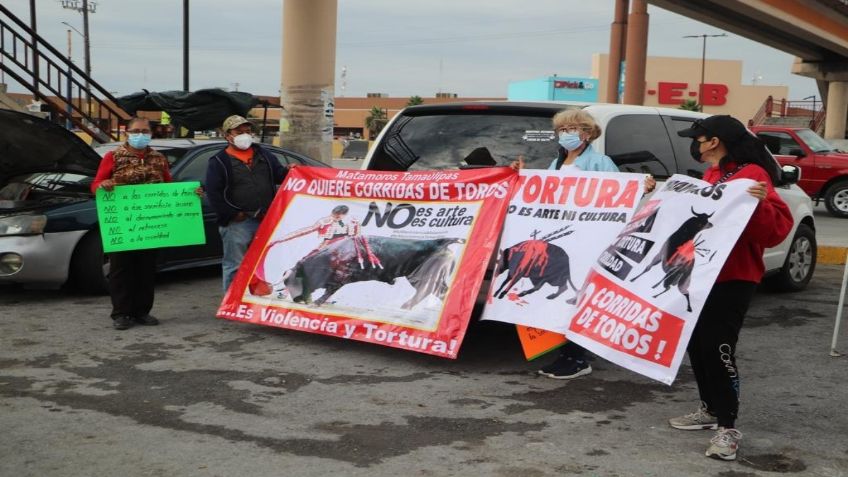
[341,140,369,159]
[367,112,563,170]
[796,129,834,153]
[0,172,92,204]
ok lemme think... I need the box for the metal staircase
[0,4,129,142]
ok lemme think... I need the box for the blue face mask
[558,132,584,151]
[127,133,152,149]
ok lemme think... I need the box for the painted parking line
[819,246,848,265]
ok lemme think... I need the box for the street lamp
[61,22,77,130]
[683,33,727,112]
[803,95,817,111]
[803,95,819,128]
[61,21,88,124]
[61,21,84,58]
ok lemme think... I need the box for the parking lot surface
[1,265,847,477]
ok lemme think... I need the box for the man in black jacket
[205,115,288,291]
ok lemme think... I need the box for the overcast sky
[4,0,820,100]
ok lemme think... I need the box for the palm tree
[679,99,701,111]
[406,95,424,106]
[365,106,388,138]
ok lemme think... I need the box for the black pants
[558,340,588,360]
[687,280,757,429]
[108,249,158,319]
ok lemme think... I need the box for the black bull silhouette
[629,208,714,312]
[494,240,578,302]
[282,236,463,308]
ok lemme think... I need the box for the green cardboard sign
[96,181,206,253]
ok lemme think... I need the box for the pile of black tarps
[116,88,261,131]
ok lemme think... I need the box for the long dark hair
[721,134,781,184]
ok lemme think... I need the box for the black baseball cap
[677,115,750,145]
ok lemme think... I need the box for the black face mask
[690,139,704,163]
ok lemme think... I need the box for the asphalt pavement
[1,263,847,477]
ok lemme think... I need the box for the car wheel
[765,223,816,292]
[823,180,848,218]
[69,231,110,294]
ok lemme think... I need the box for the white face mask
[232,133,253,150]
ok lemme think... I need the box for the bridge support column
[825,81,848,139]
[792,59,848,139]
[605,0,629,103]
[622,0,648,105]
[281,0,337,163]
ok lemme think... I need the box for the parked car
[750,125,848,218]
[0,109,328,292]
[340,139,369,160]
[361,102,817,292]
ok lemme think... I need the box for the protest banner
[95,181,205,253]
[565,174,758,384]
[217,166,517,358]
[481,170,644,344]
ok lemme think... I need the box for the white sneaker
[668,402,718,430]
[706,427,742,461]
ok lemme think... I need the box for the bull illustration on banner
[276,235,463,308]
[629,207,716,311]
[493,225,578,303]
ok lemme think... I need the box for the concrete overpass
[634,0,848,138]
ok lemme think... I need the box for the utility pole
[66,28,72,129]
[62,21,85,129]
[29,0,38,94]
[683,33,727,112]
[82,0,91,116]
[183,0,189,92]
[61,1,96,116]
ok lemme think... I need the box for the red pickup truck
[751,125,848,218]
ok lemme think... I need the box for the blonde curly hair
[552,109,602,142]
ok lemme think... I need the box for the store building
[592,54,788,120]
[508,76,599,102]
[506,55,789,122]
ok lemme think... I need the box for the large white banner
[565,174,758,384]
[482,170,644,333]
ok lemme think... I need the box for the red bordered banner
[217,166,517,358]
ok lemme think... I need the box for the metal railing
[749,95,826,133]
[0,4,129,142]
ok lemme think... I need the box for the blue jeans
[219,218,260,292]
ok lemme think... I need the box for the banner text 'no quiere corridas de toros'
[217,166,518,358]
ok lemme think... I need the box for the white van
[360,101,817,291]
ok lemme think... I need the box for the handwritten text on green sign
[96,181,206,252]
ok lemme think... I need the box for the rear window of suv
[367,111,564,171]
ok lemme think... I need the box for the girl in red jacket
[670,115,793,461]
